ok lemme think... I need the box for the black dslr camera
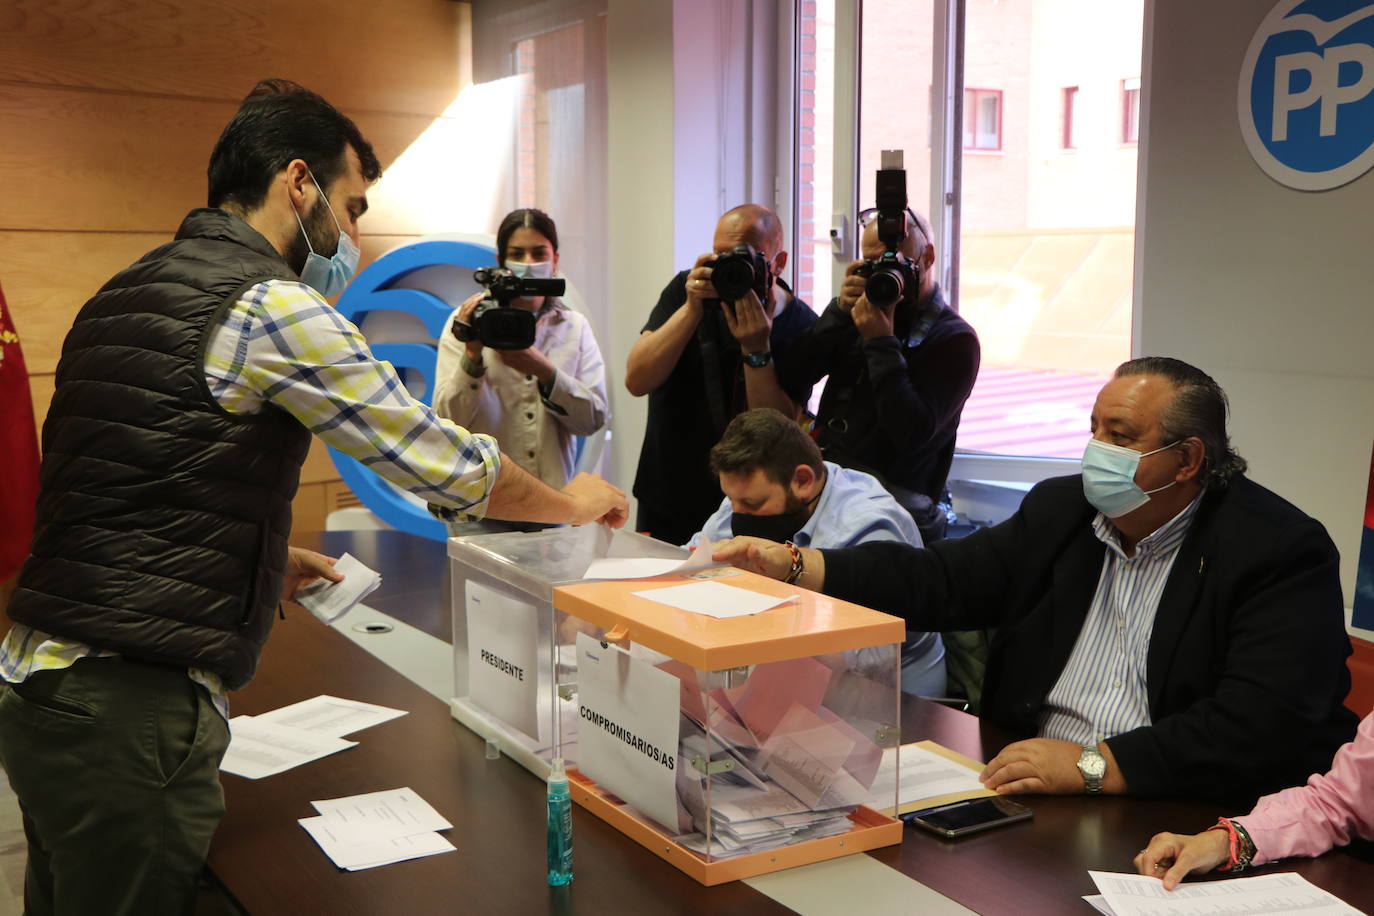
[451,267,565,350]
[707,244,771,304]
[856,149,919,310]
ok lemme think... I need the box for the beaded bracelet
[1211,818,1256,873]
[782,540,805,585]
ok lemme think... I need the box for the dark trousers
[0,656,230,915]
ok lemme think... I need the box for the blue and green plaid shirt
[2,278,501,716]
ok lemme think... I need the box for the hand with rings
[1133,830,1231,890]
[685,252,717,305]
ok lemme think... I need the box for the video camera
[451,267,565,350]
[856,149,919,310]
[707,244,772,304]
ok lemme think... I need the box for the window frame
[1122,76,1141,145]
[963,87,1003,152]
[1062,85,1080,150]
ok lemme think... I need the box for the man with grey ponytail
[715,356,1357,808]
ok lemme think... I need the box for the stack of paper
[299,788,456,871]
[220,717,359,780]
[665,657,884,859]
[867,741,993,814]
[1085,871,1363,915]
[220,695,407,779]
[294,553,383,624]
[254,694,408,738]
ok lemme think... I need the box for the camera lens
[711,257,755,302]
[865,268,905,309]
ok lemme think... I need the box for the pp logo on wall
[1239,0,1374,190]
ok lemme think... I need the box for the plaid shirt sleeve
[205,279,501,515]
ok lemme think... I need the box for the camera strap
[696,312,732,437]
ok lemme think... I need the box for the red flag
[0,283,40,581]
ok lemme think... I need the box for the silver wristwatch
[1077,744,1106,795]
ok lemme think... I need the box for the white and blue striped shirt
[1039,493,1203,745]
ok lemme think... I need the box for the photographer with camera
[777,157,979,546]
[433,209,609,505]
[626,204,817,545]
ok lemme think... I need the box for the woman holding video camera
[433,208,609,500]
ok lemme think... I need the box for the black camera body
[857,251,916,310]
[708,244,771,304]
[861,150,919,310]
[452,267,565,350]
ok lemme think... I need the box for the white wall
[607,0,787,521]
[1138,0,1374,636]
[606,0,677,510]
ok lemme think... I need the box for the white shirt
[432,298,608,489]
[1039,493,1203,745]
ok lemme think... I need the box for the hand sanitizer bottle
[547,757,574,886]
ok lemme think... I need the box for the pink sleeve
[1235,710,1374,865]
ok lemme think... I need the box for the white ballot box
[552,569,904,885]
[448,525,685,778]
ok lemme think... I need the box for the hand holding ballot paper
[292,552,382,624]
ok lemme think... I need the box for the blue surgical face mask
[292,171,359,298]
[1081,438,1181,518]
[506,259,554,280]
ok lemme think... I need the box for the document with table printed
[219,716,358,779]
[220,695,406,778]
[252,694,406,738]
[299,787,455,871]
[1086,870,1365,916]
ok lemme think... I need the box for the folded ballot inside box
[553,570,906,885]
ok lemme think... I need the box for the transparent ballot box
[552,570,904,885]
[448,525,685,778]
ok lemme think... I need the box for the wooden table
[207,531,1374,914]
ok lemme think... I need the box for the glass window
[1122,76,1140,144]
[1062,86,1079,150]
[794,0,838,319]
[956,1,1142,458]
[808,0,1145,460]
[965,89,1002,151]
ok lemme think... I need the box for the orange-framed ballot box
[552,568,905,885]
[448,525,686,778]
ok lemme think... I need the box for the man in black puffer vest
[0,80,627,915]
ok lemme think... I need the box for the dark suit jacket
[821,474,1358,805]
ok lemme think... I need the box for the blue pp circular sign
[1240,0,1374,190]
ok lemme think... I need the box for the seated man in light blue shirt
[691,408,944,695]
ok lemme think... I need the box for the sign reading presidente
[1240,1,1374,190]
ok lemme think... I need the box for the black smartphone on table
[901,797,1033,838]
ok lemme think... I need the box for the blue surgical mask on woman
[1081,438,1181,518]
[292,171,359,298]
[507,260,555,280]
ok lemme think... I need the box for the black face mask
[729,491,814,544]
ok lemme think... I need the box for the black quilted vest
[9,209,311,688]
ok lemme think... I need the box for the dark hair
[1114,357,1247,488]
[496,208,559,266]
[709,408,824,487]
[207,79,381,210]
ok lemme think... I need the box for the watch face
[1079,749,1106,778]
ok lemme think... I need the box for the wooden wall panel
[0,231,167,373]
[0,0,466,118]
[5,0,473,534]
[3,232,424,379]
[0,86,442,234]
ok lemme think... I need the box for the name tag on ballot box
[553,568,908,885]
[448,525,691,779]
